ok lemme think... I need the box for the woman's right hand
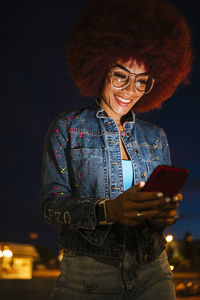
[105,181,178,226]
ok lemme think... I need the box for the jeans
[50,250,176,300]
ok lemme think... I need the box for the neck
[99,97,123,126]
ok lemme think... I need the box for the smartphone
[142,165,189,197]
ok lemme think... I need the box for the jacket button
[141,172,146,179]
[134,149,139,154]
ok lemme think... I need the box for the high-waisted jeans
[50,250,176,300]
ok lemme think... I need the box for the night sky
[1,0,200,253]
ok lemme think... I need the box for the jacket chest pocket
[146,160,161,179]
[68,148,107,199]
[136,143,163,179]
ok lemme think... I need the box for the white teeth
[115,95,131,103]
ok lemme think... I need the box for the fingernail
[165,197,171,203]
[173,196,179,202]
[157,192,164,198]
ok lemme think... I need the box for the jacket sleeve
[40,115,99,230]
[160,128,171,166]
[161,128,179,221]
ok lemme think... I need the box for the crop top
[121,160,133,191]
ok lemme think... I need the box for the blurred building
[0,242,40,279]
[166,233,200,272]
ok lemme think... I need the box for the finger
[152,209,179,225]
[139,209,161,220]
[161,195,182,205]
[137,207,177,220]
[128,189,164,202]
[129,196,169,211]
[137,181,146,190]
[171,193,183,203]
[157,201,179,210]
[156,209,177,218]
[126,208,162,221]
[152,195,181,209]
[125,207,178,226]
[151,218,176,227]
[132,181,145,192]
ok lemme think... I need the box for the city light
[165,234,174,243]
[0,250,3,258]
[3,249,13,258]
[186,282,193,288]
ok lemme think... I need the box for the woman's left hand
[149,193,183,228]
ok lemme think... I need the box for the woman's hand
[105,181,182,227]
[149,193,182,228]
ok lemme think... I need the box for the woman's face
[100,59,146,119]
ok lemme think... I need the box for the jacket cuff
[75,199,108,230]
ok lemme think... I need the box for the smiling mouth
[115,94,132,104]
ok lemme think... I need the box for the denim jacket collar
[93,97,135,131]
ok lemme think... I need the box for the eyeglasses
[108,64,155,94]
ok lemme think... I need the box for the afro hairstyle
[66,0,192,112]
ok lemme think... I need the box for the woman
[40,0,192,299]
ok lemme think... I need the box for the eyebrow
[113,63,148,76]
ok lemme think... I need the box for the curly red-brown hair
[66,0,192,112]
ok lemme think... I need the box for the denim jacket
[40,99,171,265]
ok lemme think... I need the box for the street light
[166,234,174,243]
[3,249,13,258]
[165,235,174,271]
[170,265,174,271]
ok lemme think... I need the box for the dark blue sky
[1,0,200,252]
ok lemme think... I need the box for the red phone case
[142,165,189,197]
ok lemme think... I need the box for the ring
[136,211,144,218]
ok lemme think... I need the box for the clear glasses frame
[108,64,155,94]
